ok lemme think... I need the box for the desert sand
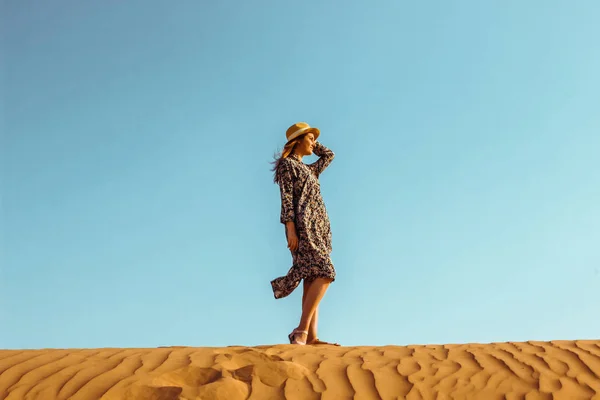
[1,340,599,399]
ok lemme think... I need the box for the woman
[270,122,338,346]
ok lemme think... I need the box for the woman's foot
[307,337,340,346]
[288,329,308,345]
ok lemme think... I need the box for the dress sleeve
[278,160,295,224]
[308,141,335,178]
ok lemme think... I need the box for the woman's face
[295,133,316,156]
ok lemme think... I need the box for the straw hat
[285,122,320,144]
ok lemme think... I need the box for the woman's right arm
[308,141,335,178]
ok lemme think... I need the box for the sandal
[308,338,340,346]
[288,329,308,345]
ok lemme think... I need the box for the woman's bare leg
[302,279,319,342]
[301,279,339,345]
[295,277,331,343]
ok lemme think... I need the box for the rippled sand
[1,340,599,399]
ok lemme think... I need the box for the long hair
[270,136,302,184]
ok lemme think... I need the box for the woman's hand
[286,222,299,252]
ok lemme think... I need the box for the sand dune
[1,340,599,399]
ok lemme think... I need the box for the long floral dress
[270,141,336,299]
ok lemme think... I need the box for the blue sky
[2,0,599,350]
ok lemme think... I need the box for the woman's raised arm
[308,141,335,178]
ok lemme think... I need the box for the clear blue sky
[2,1,599,350]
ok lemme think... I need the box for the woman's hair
[270,136,302,183]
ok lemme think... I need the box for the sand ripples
[1,340,599,399]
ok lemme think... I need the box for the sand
[1,340,599,399]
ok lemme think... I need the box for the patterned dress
[270,141,336,299]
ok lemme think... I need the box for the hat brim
[286,127,320,144]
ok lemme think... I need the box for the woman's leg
[302,279,319,342]
[295,277,332,343]
[302,280,339,345]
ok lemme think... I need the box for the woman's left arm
[308,141,335,178]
